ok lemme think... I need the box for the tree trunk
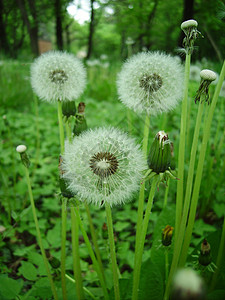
[16,0,39,56]
[0,0,10,55]
[178,0,195,48]
[86,0,95,59]
[55,0,63,50]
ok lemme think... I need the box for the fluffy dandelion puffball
[117,52,184,115]
[62,127,147,206]
[31,51,86,102]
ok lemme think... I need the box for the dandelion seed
[117,52,184,115]
[62,127,147,206]
[31,51,86,102]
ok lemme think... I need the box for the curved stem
[175,53,191,243]
[24,167,58,300]
[58,100,65,154]
[132,176,158,300]
[142,113,150,159]
[105,202,120,300]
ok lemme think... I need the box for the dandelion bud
[171,268,206,300]
[49,256,60,269]
[162,225,174,246]
[195,69,217,104]
[148,131,172,174]
[181,19,201,53]
[16,145,30,168]
[198,239,212,266]
[73,102,87,136]
[62,101,76,118]
[102,222,108,239]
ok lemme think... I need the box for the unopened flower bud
[148,131,172,174]
[171,268,206,300]
[16,145,30,168]
[62,101,76,118]
[102,222,108,239]
[195,69,216,104]
[181,19,201,54]
[73,102,87,136]
[198,239,212,266]
[49,256,60,269]
[162,225,174,246]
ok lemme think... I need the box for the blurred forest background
[0,0,225,62]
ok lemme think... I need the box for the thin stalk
[163,178,170,209]
[175,53,191,243]
[65,119,73,143]
[164,102,204,299]
[61,198,67,300]
[24,167,58,300]
[57,99,67,299]
[210,216,225,291]
[85,203,105,281]
[142,113,150,159]
[58,100,65,154]
[105,202,120,300]
[132,176,158,300]
[65,274,97,300]
[34,95,40,169]
[72,206,109,300]
[71,206,84,300]
[179,60,225,267]
[164,248,169,287]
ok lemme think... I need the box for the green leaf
[0,275,23,299]
[139,258,164,300]
[18,261,38,281]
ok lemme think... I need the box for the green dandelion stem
[210,216,225,291]
[85,203,105,282]
[164,101,204,298]
[105,202,120,300]
[142,113,150,158]
[175,52,191,243]
[72,205,109,300]
[58,100,65,154]
[179,60,225,267]
[61,197,67,300]
[24,167,58,300]
[132,176,158,300]
[163,178,170,209]
[65,119,72,143]
[65,273,97,300]
[71,206,84,300]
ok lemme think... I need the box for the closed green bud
[58,155,73,198]
[73,102,87,136]
[198,239,212,266]
[62,101,76,118]
[148,131,172,173]
[49,256,60,269]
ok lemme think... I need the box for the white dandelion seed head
[189,65,201,82]
[200,69,217,82]
[117,52,184,116]
[16,145,27,153]
[31,51,87,102]
[62,127,147,207]
[172,268,205,299]
[181,19,198,30]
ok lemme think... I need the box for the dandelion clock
[62,127,147,206]
[31,51,86,102]
[117,51,184,115]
